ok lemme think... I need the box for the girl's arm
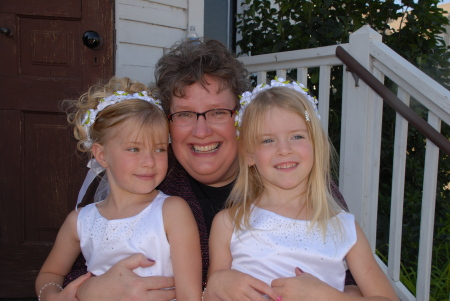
[205,211,280,301]
[163,196,202,301]
[35,210,84,301]
[207,210,233,275]
[345,222,399,300]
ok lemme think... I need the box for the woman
[65,39,357,301]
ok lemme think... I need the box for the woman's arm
[163,196,202,301]
[35,210,84,301]
[205,211,280,301]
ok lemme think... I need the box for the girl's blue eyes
[127,147,167,152]
[261,135,304,143]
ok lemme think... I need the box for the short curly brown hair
[153,39,250,114]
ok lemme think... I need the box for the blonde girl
[207,79,398,301]
[35,77,202,301]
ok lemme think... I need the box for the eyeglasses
[168,108,236,126]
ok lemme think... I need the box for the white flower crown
[234,77,320,136]
[82,91,163,148]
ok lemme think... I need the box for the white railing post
[388,88,410,282]
[318,65,331,132]
[339,25,383,251]
[416,112,440,300]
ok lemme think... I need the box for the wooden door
[0,0,113,297]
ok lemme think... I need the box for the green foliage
[237,0,450,299]
[384,0,450,88]
[377,221,450,300]
[237,0,450,86]
[237,0,401,55]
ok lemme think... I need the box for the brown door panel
[0,0,82,18]
[0,77,82,112]
[19,17,81,78]
[23,112,85,242]
[0,0,113,297]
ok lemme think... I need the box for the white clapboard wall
[115,0,204,84]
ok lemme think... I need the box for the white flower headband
[234,77,320,136]
[82,91,163,148]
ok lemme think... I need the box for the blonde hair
[66,77,168,153]
[227,87,342,238]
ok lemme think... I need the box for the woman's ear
[91,143,108,168]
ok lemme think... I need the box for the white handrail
[369,40,450,124]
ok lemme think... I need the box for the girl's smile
[274,162,299,169]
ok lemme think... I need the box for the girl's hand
[205,269,280,301]
[271,268,341,301]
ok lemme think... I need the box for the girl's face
[249,107,314,195]
[169,76,239,187]
[94,122,169,198]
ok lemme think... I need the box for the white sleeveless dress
[77,191,173,277]
[230,206,357,291]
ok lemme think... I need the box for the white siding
[115,0,204,84]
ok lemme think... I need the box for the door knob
[0,27,12,37]
[82,31,102,49]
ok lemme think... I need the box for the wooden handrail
[336,46,450,156]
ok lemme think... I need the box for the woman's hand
[57,273,92,301]
[271,268,342,301]
[76,254,175,301]
[205,269,280,301]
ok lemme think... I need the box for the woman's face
[169,77,239,187]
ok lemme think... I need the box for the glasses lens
[171,112,195,126]
[206,109,232,124]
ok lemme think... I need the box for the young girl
[208,79,399,301]
[35,77,202,301]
